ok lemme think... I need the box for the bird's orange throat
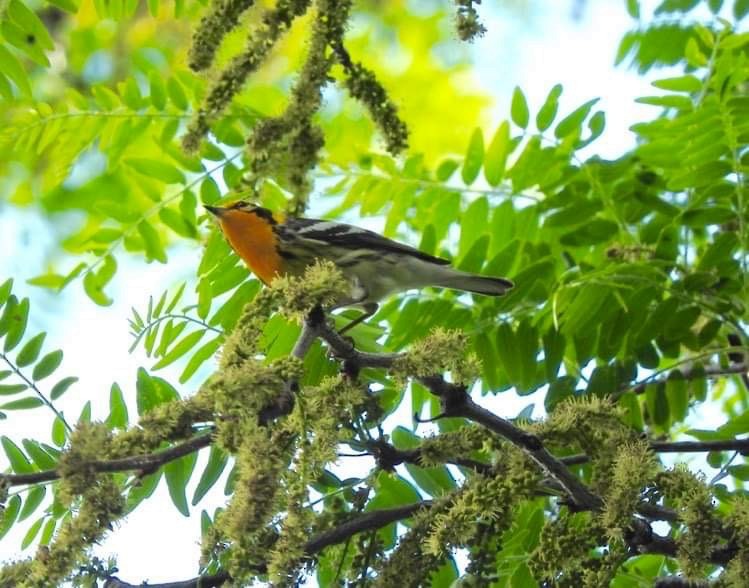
[217,209,283,285]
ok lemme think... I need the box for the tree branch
[628,363,748,396]
[259,306,326,423]
[315,319,604,510]
[103,501,431,588]
[0,432,213,487]
[452,390,603,511]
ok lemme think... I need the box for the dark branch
[103,501,432,588]
[627,363,748,396]
[0,432,213,487]
[103,573,230,588]
[452,393,603,511]
[315,319,603,510]
[259,305,326,423]
[305,501,430,553]
[649,437,749,454]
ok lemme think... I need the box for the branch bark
[103,501,431,588]
[317,321,604,511]
[0,432,213,487]
[627,363,748,396]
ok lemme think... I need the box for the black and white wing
[281,217,451,266]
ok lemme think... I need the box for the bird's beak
[204,205,226,217]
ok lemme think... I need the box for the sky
[0,0,727,584]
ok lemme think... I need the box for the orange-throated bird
[206,201,513,330]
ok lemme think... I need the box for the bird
[205,201,513,331]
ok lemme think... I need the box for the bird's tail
[435,270,514,296]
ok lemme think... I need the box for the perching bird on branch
[206,201,513,330]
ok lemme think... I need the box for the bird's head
[204,200,283,226]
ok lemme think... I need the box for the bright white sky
[0,0,730,584]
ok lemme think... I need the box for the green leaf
[165,283,186,314]
[685,36,707,67]
[736,0,749,19]
[180,335,222,383]
[511,86,529,129]
[0,397,44,410]
[48,376,77,401]
[555,98,600,139]
[0,383,28,395]
[680,206,734,227]
[435,159,459,181]
[543,328,565,380]
[51,416,67,447]
[165,452,198,517]
[21,517,43,549]
[138,221,168,263]
[626,0,640,18]
[536,84,563,131]
[39,518,56,546]
[22,440,57,470]
[652,74,702,92]
[160,208,196,238]
[200,177,222,204]
[136,368,179,415]
[461,128,484,185]
[32,350,63,381]
[126,158,185,184]
[125,471,162,514]
[19,486,46,522]
[152,329,206,370]
[666,372,689,423]
[559,218,619,246]
[0,279,12,307]
[484,121,511,186]
[585,111,606,144]
[430,557,458,587]
[546,376,577,412]
[78,400,92,424]
[459,197,489,256]
[0,495,21,540]
[544,200,603,228]
[646,382,670,428]
[196,280,213,320]
[457,235,489,274]
[511,563,536,586]
[4,297,29,352]
[0,294,18,336]
[392,427,455,497]
[0,44,31,97]
[192,446,228,505]
[26,274,66,289]
[106,382,129,429]
[167,77,189,109]
[6,0,53,52]
[200,510,213,538]
[2,436,33,473]
[83,270,113,306]
[149,70,166,109]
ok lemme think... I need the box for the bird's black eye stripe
[251,206,277,225]
[229,200,249,209]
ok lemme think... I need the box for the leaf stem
[0,352,72,432]
[129,313,223,353]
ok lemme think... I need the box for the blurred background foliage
[1,0,749,585]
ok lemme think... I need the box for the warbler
[205,201,513,328]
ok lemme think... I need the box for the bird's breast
[219,214,284,285]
